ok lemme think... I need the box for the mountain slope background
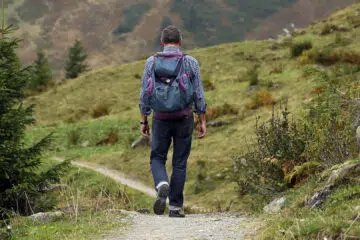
[1,0,354,76]
[25,0,360,211]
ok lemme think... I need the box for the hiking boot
[153,184,169,215]
[169,209,185,218]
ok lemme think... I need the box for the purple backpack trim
[179,73,187,91]
[146,77,154,96]
[154,107,192,120]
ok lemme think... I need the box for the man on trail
[139,26,207,218]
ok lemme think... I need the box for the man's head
[161,25,182,47]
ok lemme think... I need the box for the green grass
[259,160,360,239]
[4,159,153,239]
[24,1,360,214]
[10,211,129,240]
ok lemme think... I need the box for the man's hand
[141,123,150,137]
[198,113,206,139]
[140,114,149,137]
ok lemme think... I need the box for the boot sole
[153,184,169,215]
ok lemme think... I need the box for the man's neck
[164,44,180,49]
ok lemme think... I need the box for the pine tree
[0,25,69,218]
[64,40,88,79]
[29,50,52,89]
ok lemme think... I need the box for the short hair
[161,25,182,44]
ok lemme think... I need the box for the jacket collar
[163,46,181,53]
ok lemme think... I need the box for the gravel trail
[54,157,253,240]
[104,212,250,240]
[53,157,156,197]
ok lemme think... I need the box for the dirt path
[54,157,253,240]
[53,157,156,197]
[104,212,251,240]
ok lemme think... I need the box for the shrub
[96,130,119,146]
[269,62,284,74]
[67,129,82,148]
[244,65,259,86]
[202,79,216,91]
[91,103,111,119]
[134,73,142,79]
[320,23,335,35]
[233,66,360,197]
[245,89,275,110]
[205,103,238,121]
[315,49,360,66]
[320,23,349,36]
[290,41,313,58]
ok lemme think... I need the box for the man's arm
[139,58,153,137]
[190,58,207,138]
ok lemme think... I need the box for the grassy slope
[259,160,360,239]
[26,2,360,211]
[7,158,153,239]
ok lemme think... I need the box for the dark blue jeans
[150,115,194,208]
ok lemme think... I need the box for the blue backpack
[144,52,194,113]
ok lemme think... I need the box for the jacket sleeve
[139,57,153,116]
[190,58,207,114]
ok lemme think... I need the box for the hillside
[1,0,352,76]
[25,1,360,214]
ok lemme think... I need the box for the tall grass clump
[91,103,111,119]
[245,89,275,110]
[246,65,259,86]
[290,41,313,58]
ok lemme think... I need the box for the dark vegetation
[0,26,70,219]
[16,0,49,22]
[64,40,88,79]
[90,103,111,119]
[27,50,53,92]
[170,0,297,47]
[290,41,313,58]
[112,3,151,35]
[245,89,275,110]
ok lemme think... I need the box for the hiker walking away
[139,26,207,218]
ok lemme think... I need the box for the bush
[233,67,360,197]
[67,129,82,148]
[134,73,142,79]
[245,66,259,86]
[290,41,313,58]
[320,23,349,36]
[205,103,238,121]
[202,79,216,91]
[91,103,111,119]
[245,89,275,110]
[269,62,284,74]
[320,23,335,35]
[299,48,360,66]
